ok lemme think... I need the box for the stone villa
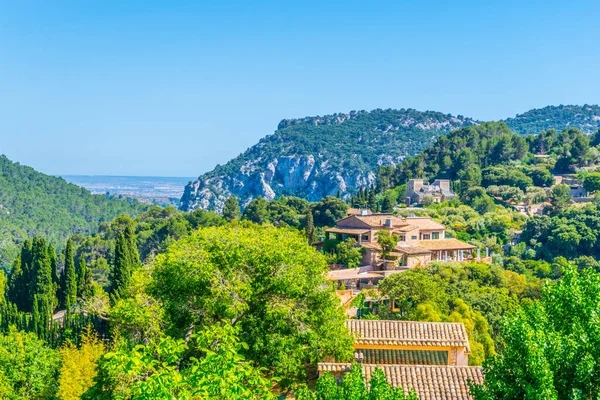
[324,213,479,271]
[405,178,455,205]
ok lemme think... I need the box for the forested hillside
[0,155,148,268]
[180,109,478,212]
[504,104,600,135]
[181,105,600,213]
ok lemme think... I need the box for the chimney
[360,209,368,216]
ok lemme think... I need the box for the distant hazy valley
[62,175,193,207]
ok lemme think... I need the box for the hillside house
[346,319,471,366]
[405,179,455,205]
[324,213,478,272]
[318,320,482,399]
[318,363,483,400]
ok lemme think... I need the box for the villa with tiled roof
[318,363,483,400]
[318,320,482,399]
[324,213,481,271]
[346,320,471,366]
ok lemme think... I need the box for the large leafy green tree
[312,196,348,227]
[88,324,274,400]
[0,327,60,399]
[242,197,270,224]
[335,238,363,269]
[471,265,600,399]
[150,225,353,387]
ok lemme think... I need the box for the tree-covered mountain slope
[504,104,600,135]
[0,155,148,268]
[180,109,478,212]
[181,105,600,213]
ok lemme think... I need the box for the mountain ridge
[180,105,600,212]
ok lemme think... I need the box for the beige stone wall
[406,253,431,268]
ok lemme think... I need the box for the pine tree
[111,231,131,299]
[61,239,77,311]
[223,196,241,221]
[305,209,317,244]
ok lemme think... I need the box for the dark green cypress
[31,237,56,320]
[124,225,141,267]
[111,231,131,299]
[20,240,34,311]
[305,208,317,244]
[48,244,59,286]
[61,239,77,311]
[368,187,377,211]
[77,257,92,299]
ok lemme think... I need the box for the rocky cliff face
[180,108,478,212]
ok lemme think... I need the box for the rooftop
[318,363,483,400]
[418,238,476,251]
[404,217,446,230]
[346,319,470,350]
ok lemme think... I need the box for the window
[400,235,406,242]
[432,232,440,240]
[422,234,431,240]
[411,235,417,240]
[361,234,369,242]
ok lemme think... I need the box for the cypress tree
[382,196,395,213]
[124,225,141,268]
[61,239,77,311]
[223,196,241,221]
[368,187,377,211]
[31,237,56,317]
[7,255,23,308]
[48,244,59,286]
[20,240,34,311]
[77,257,92,299]
[336,190,341,199]
[111,231,131,299]
[305,209,317,244]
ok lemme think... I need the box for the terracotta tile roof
[346,320,470,350]
[317,363,483,400]
[357,348,449,365]
[325,227,370,235]
[361,242,431,255]
[418,238,476,251]
[349,214,406,228]
[326,268,384,281]
[405,217,445,230]
[395,245,432,255]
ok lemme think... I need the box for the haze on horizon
[1,0,599,177]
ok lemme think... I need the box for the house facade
[324,213,478,271]
[405,179,455,205]
[318,320,483,399]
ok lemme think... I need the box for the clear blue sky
[1,1,599,177]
